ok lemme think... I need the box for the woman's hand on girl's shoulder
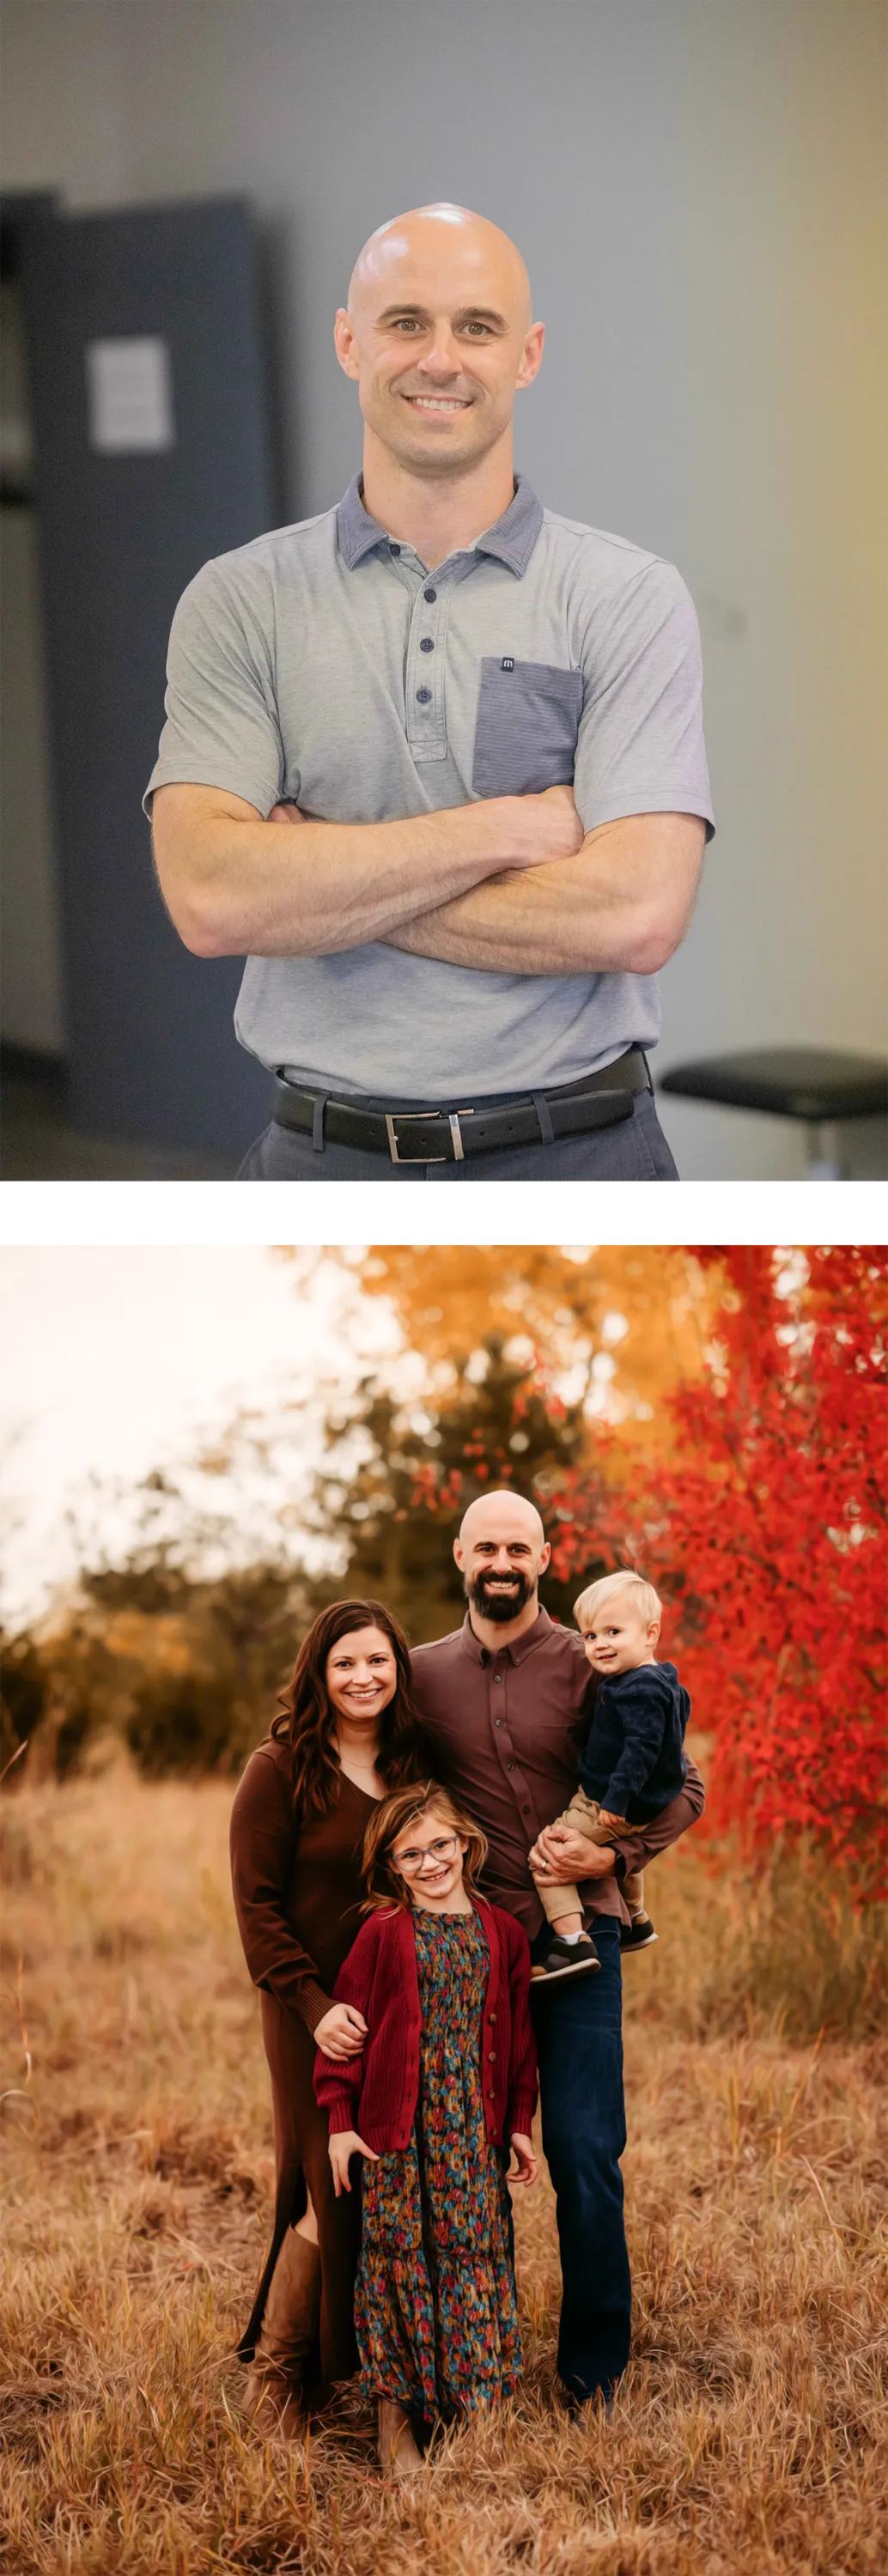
[328,2129,379,2196]
[508,2134,538,2188]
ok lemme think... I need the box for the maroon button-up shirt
[411,1607,705,1937]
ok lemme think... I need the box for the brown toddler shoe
[531,1931,600,1986]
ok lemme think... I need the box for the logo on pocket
[473,657,584,799]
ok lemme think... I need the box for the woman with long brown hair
[229,1598,426,2434]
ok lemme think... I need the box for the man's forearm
[385,811,706,977]
[608,1759,706,1883]
[152,783,580,961]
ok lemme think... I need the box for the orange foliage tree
[353,1244,719,1461]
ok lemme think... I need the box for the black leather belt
[271,1049,651,1163]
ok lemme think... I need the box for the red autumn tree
[546,1248,887,1892]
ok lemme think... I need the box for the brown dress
[229,1736,380,2399]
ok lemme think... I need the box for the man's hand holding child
[528,1821,616,1882]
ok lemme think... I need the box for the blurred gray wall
[2,0,885,1178]
[0,495,66,1054]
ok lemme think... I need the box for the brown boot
[243,2368,306,2440]
[246,2229,321,2439]
[377,2397,423,2480]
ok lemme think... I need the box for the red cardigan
[313,1894,538,2153]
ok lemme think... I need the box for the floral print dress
[354,1906,522,2420]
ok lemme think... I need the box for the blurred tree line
[4,1259,660,1780]
[3,1247,743,1786]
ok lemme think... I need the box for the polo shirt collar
[336,471,544,576]
[460,1604,554,1667]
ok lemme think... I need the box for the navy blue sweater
[578,1662,690,1822]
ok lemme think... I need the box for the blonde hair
[361,1780,488,1912]
[574,1569,662,1632]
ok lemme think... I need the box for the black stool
[659,1048,888,1178]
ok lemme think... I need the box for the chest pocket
[471,659,584,798]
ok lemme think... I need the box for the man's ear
[453,1538,465,1570]
[334,308,361,381]
[538,1541,551,1575]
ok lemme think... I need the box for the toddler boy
[531,1570,691,1987]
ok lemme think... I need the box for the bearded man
[410,1489,704,2406]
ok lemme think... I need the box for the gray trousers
[237,1087,678,1181]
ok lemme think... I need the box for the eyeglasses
[394,1833,460,1875]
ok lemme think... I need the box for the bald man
[410,1489,705,2404]
[147,205,715,1180]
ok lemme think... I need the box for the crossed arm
[265,793,705,975]
[151,781,704,977]
[384,808,705,975]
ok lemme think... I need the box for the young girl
[313,1781,538,2477]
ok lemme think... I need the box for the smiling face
[334,204,544,483]
[453,1490,550,1625]
[324,1624,398,1728]
[390,1805,469,1909]
[581,1598,661,1677]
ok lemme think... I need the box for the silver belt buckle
[385,1108,473,1164]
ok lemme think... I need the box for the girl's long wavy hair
[270,1599,424,1815]
[361,1780,489,1914]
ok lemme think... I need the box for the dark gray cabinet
[19,198,276,1159]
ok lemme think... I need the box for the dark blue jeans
[532,1917,630,2400]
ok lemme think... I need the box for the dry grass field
[1,1769,885,2576]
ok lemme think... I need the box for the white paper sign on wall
[84,337,175,454]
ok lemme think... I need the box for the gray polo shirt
[145,473,715,1099]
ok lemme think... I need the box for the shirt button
[494,1676,502,1685]
[487,2050,496,2063]
[416,687,432,703]
[389,543,401,556]
[423,586,436,602]
[495,1716,502,1727]
[507,1761,514,1772]
[419,635,435,652]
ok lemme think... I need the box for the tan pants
[537,1785,645,1925]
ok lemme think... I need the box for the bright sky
[0,1247,399,1624]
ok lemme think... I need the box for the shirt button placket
[493,1664,515,1789]
[406,574,447,756]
